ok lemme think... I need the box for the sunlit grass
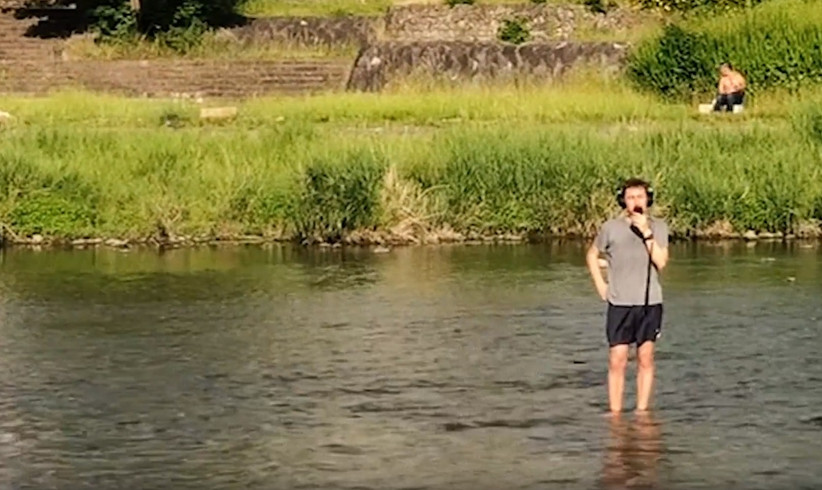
[238,0,579,17]
[1,82,821,243]
[628,0,822,98]
[63,32,359,61]
[4,72,822,128]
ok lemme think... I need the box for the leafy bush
[8,194,98,237]
[84,0,243,53]
[498,18,531,45]
[583,0,610,14]
[0,153,99,237]
[90,1,138,39]
[627,1,822,99]
[295,150,386,241]
[626,24,716,100]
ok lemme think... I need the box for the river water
[0,241,820,489]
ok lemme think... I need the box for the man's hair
[720,62,733,70]
[621,177,650,193]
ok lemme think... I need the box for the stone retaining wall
[347,40,629,91]
[1,5,640,97]
[223,4,642,46]
[383,4,641,42]
[229,15,379,47]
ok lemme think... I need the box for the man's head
[617,178,654,214]
[719,62,733,76]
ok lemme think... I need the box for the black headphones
[616,181,654,209]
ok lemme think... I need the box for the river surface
[0,241,820,490]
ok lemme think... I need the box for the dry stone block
[200,106,238,121]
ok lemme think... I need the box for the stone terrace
[0,3,639,97]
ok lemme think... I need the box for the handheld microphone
[629,206,645,239]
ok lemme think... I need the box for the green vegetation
[445,0,476,6]
[5,0,822,246]
[240,0,393,17]
[1,82,821,245]
[627,0,822,100]
[35,1,245,52]
[0,79,692,127]
[239,0,558,17]
[497,17,531,44]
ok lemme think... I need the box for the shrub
[88,0,243,53]
[584,0,609,14]
[627,1,822,99]
[498,18,531,45]
[295,150,386,241]
[626,24,716,100]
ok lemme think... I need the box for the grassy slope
[3,1,822,245]
[1,80,821,245]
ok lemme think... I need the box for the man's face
[624,186,648,213]
[720,65,731,76]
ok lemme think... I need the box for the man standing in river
[586,178,669,414]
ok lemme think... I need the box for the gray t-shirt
[594,216,669,306]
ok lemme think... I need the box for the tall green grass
[0,82,721,129]
[1,101,821,243]
[627,0,822,100]
[5,80,820,130]
[411,119,822,237]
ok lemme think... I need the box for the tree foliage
[16,0,244,49]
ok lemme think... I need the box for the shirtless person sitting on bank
[713,62,746,112]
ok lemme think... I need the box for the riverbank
[1,84,821,249]
[1,227,816,253]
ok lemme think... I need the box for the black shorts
[606,303,663,347]
[714,90,745,112]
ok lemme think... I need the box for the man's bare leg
[636,341,655,411]
[608,344,629,413]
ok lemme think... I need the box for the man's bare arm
[644,239,668,270]
[586,244,608,300]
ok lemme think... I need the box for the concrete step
[0,54,61,62]
[0,30,40,35]
[0,47,58,54]
[0,59,351,97]
[0,85,343,96]
[0,38,60,43]
[0,43,58,48]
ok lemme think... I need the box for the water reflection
[0,241,821,489]
[601,412,663,490]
